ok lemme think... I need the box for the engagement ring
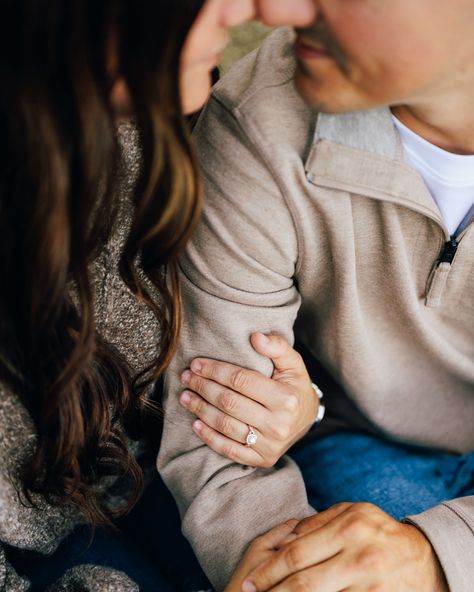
[246,425,258,447]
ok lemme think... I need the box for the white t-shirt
[393,115,474,236]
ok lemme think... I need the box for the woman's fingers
[182,359,287,409]
[180,390,251,444]
[181,338,318,465]
[179,384,297,467]
[192,420,264,467]
[187,334,311,408]
[180,369,270,425]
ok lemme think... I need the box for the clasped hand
[227,503,448,592]
[180,333,318,468]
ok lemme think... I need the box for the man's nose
[256,0,317,27]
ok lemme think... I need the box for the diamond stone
[246,433,258,446]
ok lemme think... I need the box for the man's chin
[293,69,366,114]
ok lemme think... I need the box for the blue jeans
[290,431,474,521]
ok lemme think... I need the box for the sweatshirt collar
[305,107,443,226]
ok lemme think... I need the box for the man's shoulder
[212,30,398,163]
[213,28,311,121]
[211,28,316,157]
[215,29,297,107]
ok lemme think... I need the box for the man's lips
[294,37,331,60]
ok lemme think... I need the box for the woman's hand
[179,333,319,468]
[241,503,449,592]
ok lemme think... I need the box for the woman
[0,0,316,590]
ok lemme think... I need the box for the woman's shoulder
[89,121,161,373]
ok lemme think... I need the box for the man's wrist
[404,524,449,592]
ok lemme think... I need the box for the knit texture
[0,122,161,591]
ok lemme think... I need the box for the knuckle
[197,426,211,444]
[340,513,371,540]
[288,573,311,592]
[191,375,205,394]
[217,390,238,413]
[353,545,386,572]
[296,514,320,531]
[356,501,378,514]
[273,423,291,441]
[230,368,250,391]
[283,393,299,413]
[215,413,234,435]
[205,362,223,384]
[332,502,353,512]
[283,543,306,572]
[193,397,205,416]
[221,443,239,462]
[205,363,219,381]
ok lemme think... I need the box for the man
[158,1,474,590]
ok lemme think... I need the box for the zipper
[424,205,474,308]
[425,236,461,308]
[305,154,473,306]
[439,237,459,264]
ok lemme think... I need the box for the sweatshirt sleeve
[405,496,474,592]
[157,94,313,590]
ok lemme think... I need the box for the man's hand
[241,503,449,592]
[225,520,299,592]
[179,333,319,468]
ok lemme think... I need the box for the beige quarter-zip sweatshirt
[158,29,474,591]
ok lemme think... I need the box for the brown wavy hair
[0,0,205,526]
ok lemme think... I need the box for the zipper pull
[426,238,459,307]
[439,238,459,265]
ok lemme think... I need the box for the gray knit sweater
[0,123,160,591]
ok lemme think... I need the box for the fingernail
[191,360,202,373]
[181,370,192,385]
[242,580,257,592]
[193,420,203,432]
[180,391,191,405]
